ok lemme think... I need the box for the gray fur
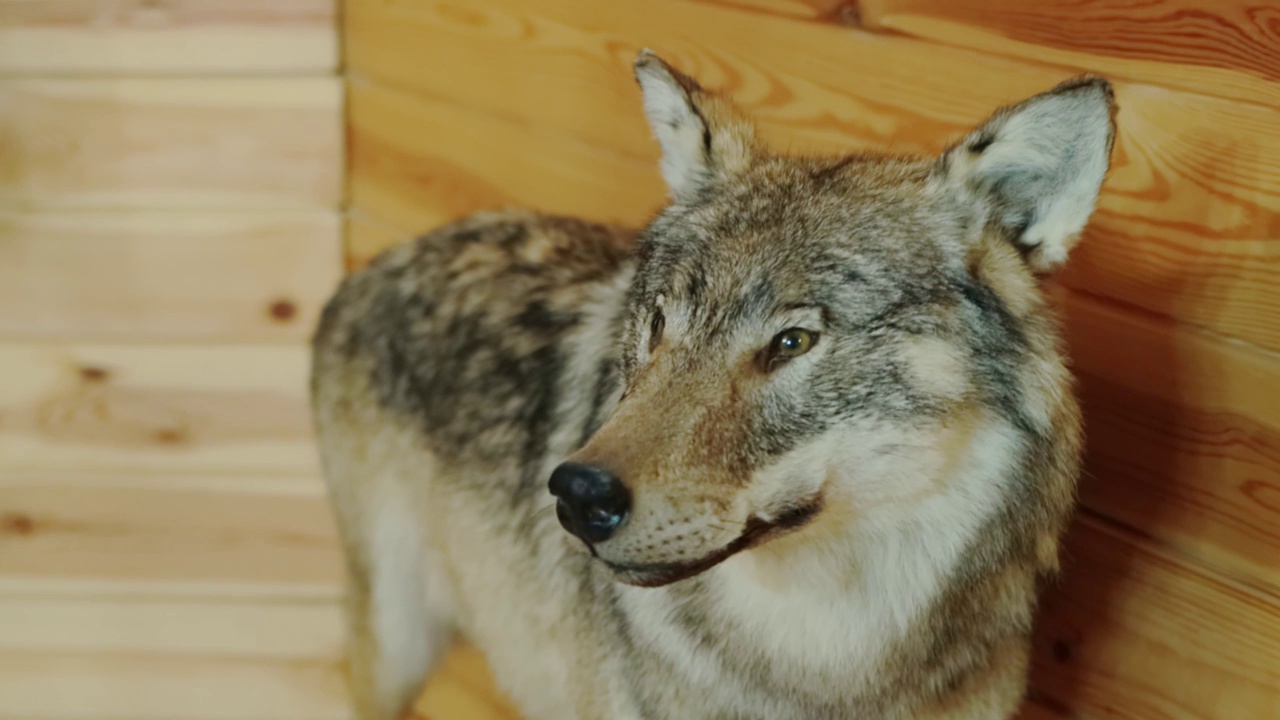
[310,52,1116,720]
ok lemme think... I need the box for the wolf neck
[741,416,1021,599]
[617,420,1025,702]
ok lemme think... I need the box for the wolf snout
[548,462,631,545]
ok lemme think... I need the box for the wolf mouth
[607,499,824,588]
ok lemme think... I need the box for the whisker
[706,520,744,534]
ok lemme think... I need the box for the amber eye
[648,310,665,353]
[768,328,817,366]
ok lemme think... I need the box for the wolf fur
[310,51,1116,720]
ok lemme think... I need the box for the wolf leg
[330,460,456,720]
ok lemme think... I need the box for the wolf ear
[633,49,758,203]
[936,77,1117,273]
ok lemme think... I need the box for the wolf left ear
[633,50,758,203]
[936,77,1118,273]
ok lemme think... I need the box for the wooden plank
[688,0,839,21]
[855,0,1280,112]
[414,643,521,720]
[0,343,320,474]
[346,211,417,271]
[1028,516,1280,719]
[347,0,970,161]
[694,0,1280,117]
[0,479,342,594]
[0,652,350,719]
[0,467,326,495]
[0,595,343,660]
[0,0,339,74]
[0,576,338,600]
[0,77,343,210]
[0,210,342,342]
[347,77,664,241]
[345,0,1280,353]
[1016,699,1068,720]
[1055,290,1280,594]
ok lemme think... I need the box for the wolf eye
[767,328,817,366]
[648,310,665,353]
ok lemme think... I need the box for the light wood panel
[0,210,342,342]
[0,2,352,719]
[0,77,343,210]
[0,343,320,474]
[0,652,349,720]
[0,466,327,494]
[345,0,1280,354]
[0,0,339,74]
[0,595,342,659]
[347,76,1280,598]
[0,477,341,594]
[855,0,1280,112]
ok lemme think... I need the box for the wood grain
[0,477,341,594]
[0,77,343,210]
[0,595,342,659]
[1057,290,1280,595]
[856,0,1280,112]
[0,210,342,342]
[0,652,349,719]
[1028,515,1280,719]
[346,211,418,271]
[414,643,521,720]
[347,77,664,243]
[688,0,840,22]
[0,343,320,474]
[345,0,1280,353]
[0,0,339,74]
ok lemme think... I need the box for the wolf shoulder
[309,209,640,463]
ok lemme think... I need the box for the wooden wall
[343,1,1280,718]
[3,1,1277,719]
[0,2,350,718]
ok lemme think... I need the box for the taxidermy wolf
[310,49,1115,720]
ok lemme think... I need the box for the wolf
[310,50,1116,720]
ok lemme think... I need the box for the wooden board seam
[1074,507,1280,607]
[1061,284,1280,368]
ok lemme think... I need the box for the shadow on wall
[1028,275,1188,716]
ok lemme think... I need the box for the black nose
[548,462,630,544]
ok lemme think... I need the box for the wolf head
[550,51,1115,587]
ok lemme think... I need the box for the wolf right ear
[633,49,758,203]
[935,77,1118,273]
